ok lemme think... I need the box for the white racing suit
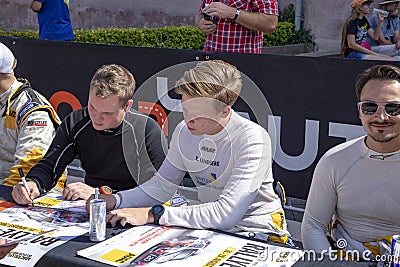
[0,78,64,187]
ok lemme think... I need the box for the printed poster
[0,193,89,267]
[77,225,304,267]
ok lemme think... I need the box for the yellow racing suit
[0,78,65,187]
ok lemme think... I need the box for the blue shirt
[367,14,399,47]
[36,0,74,41]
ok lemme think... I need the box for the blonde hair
[175,60,242,110]
[89,64,135,107]
[340,9,363,57]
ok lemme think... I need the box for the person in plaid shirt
[196,0,278,54]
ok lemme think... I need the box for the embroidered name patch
[27,120,48,127]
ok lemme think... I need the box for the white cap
[0,42,15,74]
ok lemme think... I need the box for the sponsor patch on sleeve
[27,120,48,127]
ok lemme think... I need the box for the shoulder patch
[18,102,41,124]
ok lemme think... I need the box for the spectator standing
[196,0,278,54]
[341,0,397,60]
[0,42,63,187]
[367,0,400,59]
[31,0,74,41]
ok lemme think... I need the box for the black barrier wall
[1,36,396,200]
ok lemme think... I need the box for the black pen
[18,167,34,206]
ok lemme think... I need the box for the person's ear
[220,106,231,118]
[124,99,133,112]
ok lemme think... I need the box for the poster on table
[0,193,89,267]
[77,225,304,267]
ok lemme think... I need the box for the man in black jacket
[12,64,167,203]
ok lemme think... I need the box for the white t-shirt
[119,110,282,233]
[301,136,400,252]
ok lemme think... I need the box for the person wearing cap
[366,0,400,59]
[0,42,63,187]
[31,0,74,41]
[340,0,398,60]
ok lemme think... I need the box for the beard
[367,120,399,142]
[369,132,400,143]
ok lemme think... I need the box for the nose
[183,111,194,124]
[374,105,389,120]
[92,111,103,123]
[184,117,194,125]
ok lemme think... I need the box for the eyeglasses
[358,101,400,116]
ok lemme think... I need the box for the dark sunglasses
[358,101,400,116]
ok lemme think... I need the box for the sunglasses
[358,101,400,116]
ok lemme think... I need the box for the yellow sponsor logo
[0,222,44,234]
[99,249,137,264]
[203,247,236,267]
[33,198,63,207]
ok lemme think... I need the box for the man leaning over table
[196,0,278,54]
[11,64,167,202]
[87,60,292,245]
[0,42,64,187]
[301,64,400,260]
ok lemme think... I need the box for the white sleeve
[119,125,187,208]
[160,126,271,230]
[301,155,337,252]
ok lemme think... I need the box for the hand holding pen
[16,167,35,206]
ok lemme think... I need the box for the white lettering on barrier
[269,117,365,171]
[268,116,319,171]
[328,122,365,141]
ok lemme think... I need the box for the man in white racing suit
[0,42,63,186]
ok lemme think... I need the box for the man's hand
[30,0,43,12]
[11,181,40,205]
[62,182,94,200]
[202,1,277,33]
[203,2,236,20]
[106,208,153,227]
[86,193,116,212]
[198,19,217,34]
[0,239,18,259]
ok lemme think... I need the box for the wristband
[113,193,121,209]
[233,8,240,21]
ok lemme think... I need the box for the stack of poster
[77,225,304,267]
[0,192,89,267]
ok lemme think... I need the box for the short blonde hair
[90,64,135,107]
[175,60,242,110]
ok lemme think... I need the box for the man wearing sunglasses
[302,64,400,261]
